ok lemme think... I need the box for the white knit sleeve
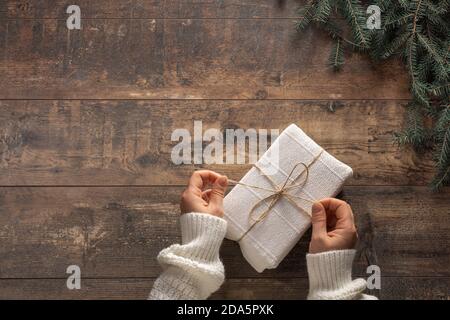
[149,212,227,300]
[306,249,378,300]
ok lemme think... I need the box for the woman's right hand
[309,198,358,254]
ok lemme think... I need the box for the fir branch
[432,108,450,191]
[382,32,411,59]
[395,103,430,150]
[429,83,450,97]
[295,1,316,31]
[295,0,450,189]
[384,13,413,28]
[411,0,424,34]
[340,0,370,48]
[398,0,409,10]
[437,127,450,166]
[407,34,431,106]
[313,0,332,23]
[320,19,363,48]
[424,0,448,15]
[417,33,447,80]
[329,39,345,71]
[432,165,450,191]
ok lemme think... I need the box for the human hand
[309,198,357,254]
[180,170,228,218]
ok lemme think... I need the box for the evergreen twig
[295,0,450,190]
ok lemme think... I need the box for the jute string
[228,150,324,241]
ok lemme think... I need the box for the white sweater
[149,213,376,300]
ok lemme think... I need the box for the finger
[319,198,351,220]
[344,203,355,222]
[202,189,212,201]
[188,170,222,190]
[208,175,228,207]
[336,203,355,229]
[311,202,327,237]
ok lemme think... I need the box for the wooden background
[0,0,448,299]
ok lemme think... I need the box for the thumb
[311,202,327,237]
[209,175,228,207]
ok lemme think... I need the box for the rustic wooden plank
[0,278,308,300]
[4,0,303,19]
[0,186,318,279]
[0,18,409,99]
[0,278,155,300]
[346,187,450,278]
[163,0,304,19]
[0,186,448,279]
[377,277,449,300]
[0,277,447,299]
[4,0,163,19]
[0,1,6,17]
[0,15,6,58]
[0,100,434,186]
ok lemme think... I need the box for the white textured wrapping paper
[223,124,353,272]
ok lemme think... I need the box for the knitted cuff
[154,213,227,299]
[306,249,367,300]
[179,212,227,261]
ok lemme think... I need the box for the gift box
[223,124,353,272]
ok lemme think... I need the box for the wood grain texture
[0,100,434,186]
[163,0,304,19]
[1,0,446,301]
[0,278,311,300]
[3,0,163,19]
[3,0,303,19]
[0,186,346,278]
[0,18,409,99]
[0,277,448,299]
[0,186,448,280]
[344,187,450,278]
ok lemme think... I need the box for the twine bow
[228,150,323,241]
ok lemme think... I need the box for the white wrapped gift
[223,124,353,272]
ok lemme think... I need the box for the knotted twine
[228,150,324,241]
